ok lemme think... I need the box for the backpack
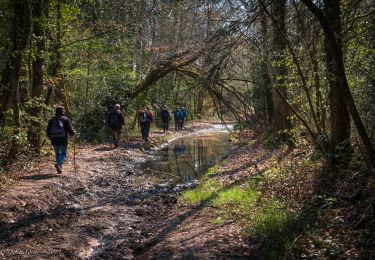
[147,111,153,121]
[161,110,169,119]
[138,112,147,123]
[50,118,67,139]
[109,112,121,128]
[175,110,183,120]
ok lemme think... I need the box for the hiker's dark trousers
[162,118,169,132]
[140,122,150,140]
[110,128,121,146]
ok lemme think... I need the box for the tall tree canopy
[0,0,374,171]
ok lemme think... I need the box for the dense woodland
[1,0,375,258]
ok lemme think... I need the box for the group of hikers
[160,106,187,133]
[47,104,188,174]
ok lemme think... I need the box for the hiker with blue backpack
[47,106,76,174]
[173,107,183,131]
[160,105,171,133]
[107,104,125,147]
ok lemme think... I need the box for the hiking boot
[54,163,62,174]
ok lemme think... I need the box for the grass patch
[211,184,258,209]
[242,198,298,259]
[205,163,222,176]
[210,216,226,225]
[245,199,296,238]
[179,178,222,204]
[178,154,300,259]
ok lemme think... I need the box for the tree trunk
[45,0,61,105]
[309,36,327,134]
[271,0,292,135]
[28,0,48,152]
[31,0,47,98]
[8,0,32,160]
[324,0,351,162]
[261,10,273,128]
[302,0,375,169]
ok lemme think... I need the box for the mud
[0,123,237,259]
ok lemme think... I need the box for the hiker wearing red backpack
[47,106,76,174]
[108,104,125,147]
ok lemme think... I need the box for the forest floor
[0,122,248,259]
[0,122,374,259]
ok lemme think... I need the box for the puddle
[143,125,233,183]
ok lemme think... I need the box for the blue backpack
[174,110,182,119]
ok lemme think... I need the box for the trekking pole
[73,135,77,174]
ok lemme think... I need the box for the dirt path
[135,139,272,259]
[0,122,257,259]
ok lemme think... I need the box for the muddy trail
[0,123,243,259]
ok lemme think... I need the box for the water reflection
[144,130,232,183]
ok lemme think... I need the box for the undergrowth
[179,161,300,259]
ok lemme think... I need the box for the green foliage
[210,216,226,225]
[75,107,110,142]
[0,125,32,167]
[179,178,222,204]
[211,185,257,209]
[179,159,299,259]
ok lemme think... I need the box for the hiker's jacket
[161,109,170,120]
[173,109,183,120]
[108,110,125,130]
[47,114,76,146]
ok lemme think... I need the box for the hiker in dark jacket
[138,107,153,141]
[160,105,171,133]
[47,106,76,174]
[108,104,125,147]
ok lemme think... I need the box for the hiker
[138,107,153,141]
[107,104,125,147]
[47,106,76,174]
[180,107,187,129]
[173,107,182,131]
[160,105,171,133]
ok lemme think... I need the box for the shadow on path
[134,167,268,257]
[20,173,57,181]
